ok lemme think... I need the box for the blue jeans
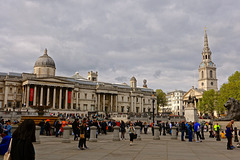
[181,131,184,141]
[189,130,192,142]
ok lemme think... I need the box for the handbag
[4,138,12,160]
[80,134,85,139]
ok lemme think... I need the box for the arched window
[202,71,204,79]
[203,56,204,59]
[210,70,213,78]
[208,55,211,59]
[205,55,207,59]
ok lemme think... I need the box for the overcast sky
[0,0,240,93]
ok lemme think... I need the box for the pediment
[183,88,203,100]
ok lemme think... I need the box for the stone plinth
[35,126,41,144]
[171,126,178,140]
[135,126,141,141]
[89,126,97,142]
[62,126,71,143]
[153,126,160,140]
[185,107,198,122]
[113,126,120,141]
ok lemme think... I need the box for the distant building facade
[0,49,156,116]
[166,90,186,116]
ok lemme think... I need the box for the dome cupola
[34,49,56,77]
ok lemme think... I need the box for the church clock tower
[198,28,218,91]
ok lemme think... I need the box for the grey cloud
[153,70,162,78]
[0,0,240,93]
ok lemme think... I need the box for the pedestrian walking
[120,120,126,140]
[128,123,135,146]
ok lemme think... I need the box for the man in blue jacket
[0,132,11,155]
[3,120,12,137]
[194,122,202,142]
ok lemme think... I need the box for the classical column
[33,86,37,106]
[134,97,137,113]
[76,91,79,110]
[103,94,105,112]
[131,96,133,112]
[47,87,50,106]
[139,97,142,113]
[26,85,30,108]
[110,94,113,112]
[97,94,100,111]
[141,98,144,113]
[59,88,62,109]
[71,90,73,110]
[40,86,43,106]
[115,95,118,112]
[4,85,8,107]
[21,86,25,107]
[53,87,56,109]
[194,99,197,108]
[65,88,68,109]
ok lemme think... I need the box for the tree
[155,89,167,112]
[218,71,240,111]
[199,89,218,117]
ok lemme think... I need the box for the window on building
[211,82,213,86]
[92,94,94,99]
[127,107,130,113]
[84,104,87,111]
[178,112,179,115]
[18,88,21,94]
[182,106,184,110]
[203,55,204,59]
[128,97,130,102]
[122,96,124,101]
[210,70,213,78]
[0,88,3,93]
[183,112,185,116]
[143,108,146,113]
[8,102,12,107]
[9,88,12,93]
[91,105,95,111]
[202,71,204,79]
[208,55,211,59]
[85,93,87,99]
[137,98,138,102]
[136,107,139,113]
[121,106,124,112]
[177,106,179,110]
[205,55,207,59]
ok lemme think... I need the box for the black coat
[11,139,35,160]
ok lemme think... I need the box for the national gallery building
[0,49,156,116]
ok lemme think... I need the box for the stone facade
[0,49,156,116]
[166,90,186,116]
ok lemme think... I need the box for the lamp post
[152,94,155,136]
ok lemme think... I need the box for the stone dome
[130,76,136,81]
[34,49,56,69]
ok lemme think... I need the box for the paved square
[27,132,240,160]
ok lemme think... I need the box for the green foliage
[218,71,240,111]
[155,89,167,108]
[198,89,218,117]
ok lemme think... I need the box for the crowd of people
[0,117,238,159]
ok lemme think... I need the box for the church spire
[204,27,209,49]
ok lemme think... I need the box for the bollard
[171,126,178,140]
[35,126,41,144]
[62,126,71,143]
[135,126,141,141]
[153,126,160,140]
[113,126,120,141]
[89,126,97,142]
[234,127,239,142]
[216,127,221,141]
